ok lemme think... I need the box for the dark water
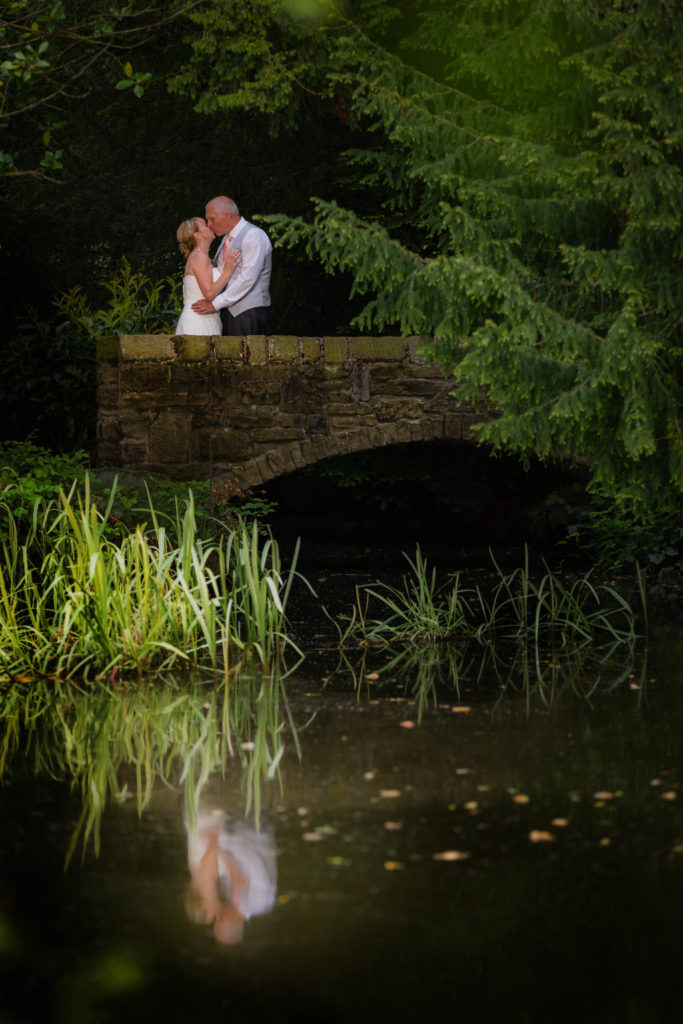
[1,622,683,1024]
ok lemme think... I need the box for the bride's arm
[189,251,242,300]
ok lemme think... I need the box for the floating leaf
[433,850,470,862]
[384,861,404,871]
[326,856,351,867]
[383,821,403,831]
[529,830,555,843]
[399,720,415,729]
[379,789,401,799]
[513,794,530,804]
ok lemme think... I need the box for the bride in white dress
[175,216,241,336]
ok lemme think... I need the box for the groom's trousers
[221,306,269,336]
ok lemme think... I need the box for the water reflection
[0,659,297,863]
[0,635,681,1022]
[184,788,277,945]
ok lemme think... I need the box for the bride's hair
[176,217,204,259]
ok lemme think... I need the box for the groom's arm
[211,230,270,311]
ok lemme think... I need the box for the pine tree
[175,0,683,512]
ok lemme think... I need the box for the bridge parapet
[96,334,488,489]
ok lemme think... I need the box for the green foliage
[205,0,682,514]
[560,491,683,581]
[0,442,90,537]
[0,480,301,679]
[0,443,276,546]
[0,0,187,179]
[1,262,180,451]
[55,258,180,338]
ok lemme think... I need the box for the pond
[1,612,683,1024]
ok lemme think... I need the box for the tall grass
[0,481,303,679]
[344,546,643,649]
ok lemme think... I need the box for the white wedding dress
[175,269,223,335]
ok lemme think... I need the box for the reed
[343,546,642,648]
[0,481,303,679]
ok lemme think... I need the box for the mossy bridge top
[96,333,490,490]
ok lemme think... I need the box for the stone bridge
[96,334,491,491]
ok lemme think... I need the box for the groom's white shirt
[212,217,272,314]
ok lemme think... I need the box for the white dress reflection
[185,804,277,945]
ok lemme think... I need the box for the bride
[175,217,241,336]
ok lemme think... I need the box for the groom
[192,195,272,335]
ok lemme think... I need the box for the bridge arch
[96,333,492,490]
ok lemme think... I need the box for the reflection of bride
[175,216,241,336]
[185,803,277,945]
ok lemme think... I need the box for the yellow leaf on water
[326,856,351,867]
[513,794,530,804]
[452,706,471,713]
[594,791,614,800]
[384,821,403,831]
[599,837,611,847]
[366,672,380,680]
[551,818,569,827]
[661,791,677,800]
[433,850,470,862]
[400,720,415,729]
[384,861,404,871]
[529,830,555,843]
[302,832,324,842]
[464,801,478,811]
[379,789,401,799]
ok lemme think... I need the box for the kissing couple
[175,194,272,337]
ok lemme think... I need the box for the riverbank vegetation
[0,480,300,681]
[1,0,681,593]
[336,547,644,650]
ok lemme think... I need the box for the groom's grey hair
[210,195,239,216]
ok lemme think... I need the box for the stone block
[407,336,429,363]
[97,335,120,363]
[270,335,299,362]
[253,427,306,443]
[376,399,423,421]
[290,445,306,469]
[199,430,253,461]
[119,334,176,362]
[302,339,322,364]
[266,449,297,476]
[444,413,463,439]
[351,336,405,361]
[120,364,169,394]
[215,336,244,361]
[148,408,190,463]
[120,439,148,463]
[324,337,348,364]
[329,416,361,429]
[246,336,267,364]
[174,336,212,362]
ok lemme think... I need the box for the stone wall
[96,334,488,490]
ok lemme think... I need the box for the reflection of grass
[321,636,646,722]
[0,480,305,679]
[344,546,642,648]
[0,663,298,863]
